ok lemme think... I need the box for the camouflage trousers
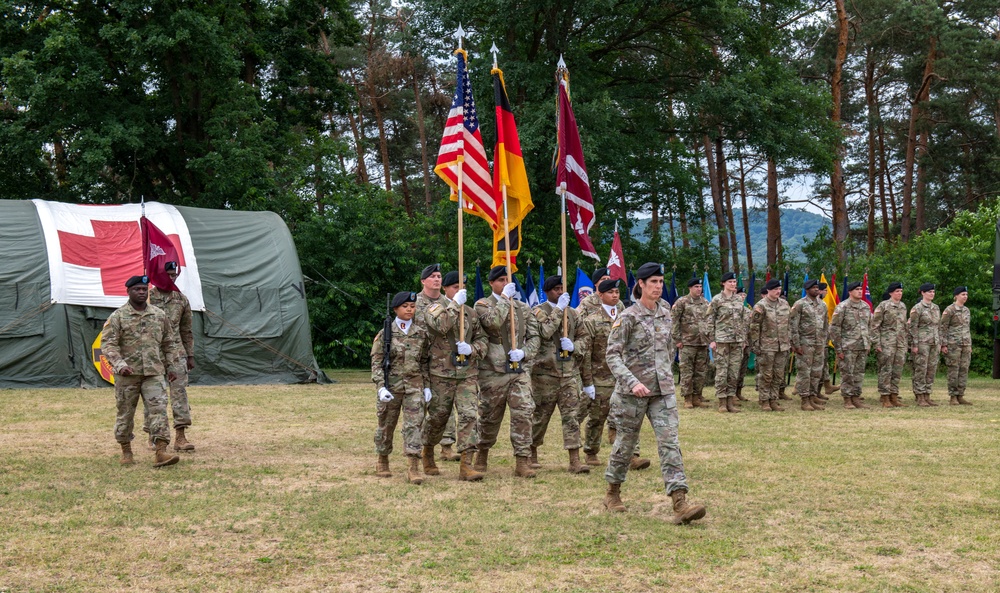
[477,371,535,457]
[737,348,750,395]
[142,365,192,435]
[794,344,825,397]
[114,374,170,444]
[530,374,582,450]
[756,350,790,401]
[876,344,906,396]
[374,385,424,457]
[605,392,688,495]
[838,350,868,397]
[438,408,457,445]
[911,343,940,396]
[423,375,479,453]
[944,345,971,397]
[713,343,744,399]
[577,384,614,454]
[678,346,710,399]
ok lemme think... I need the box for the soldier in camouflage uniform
[672,277,711,409]
[576,279,621,467]
[829,282,872,409]
[940,286,972,405]
[817,283,841,398]
[707,272,746,413]
[750,279,791,411]
[420,271,487,481]
[909,283,942,407]
[789,279,828,411]
[371,291,432,484]
[102,275,182,468]
[734,287,751,404]
[602,263,706,525]
[530,276,589,474]
[575,267,611,319]
[871,282,907,408]
[473,266,541,478]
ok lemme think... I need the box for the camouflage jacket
[707,292,748,344]
[750,297,791,353]
[789,295,828,349]
[474,294,541,374]
[532,302,585,378]
[370,320,430,392]
[576,292,624,319]
[149,287,194,358]
[907,300,941,347]
[829,299,872,351]
[101,302,181,376]
[606,301,675,397]
[939,303,971,347]
[670,294,710,346]
[576,306,618,387]
[870,299,908,350]
[422,299,489,379]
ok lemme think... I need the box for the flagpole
[502,184,517,355]
[453,26,468,366]
[560,182,569,341]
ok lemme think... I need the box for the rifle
[382,293,392,389]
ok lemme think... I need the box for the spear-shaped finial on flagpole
[557,54,566,70]
[454,24,465,50]
[490,42,500,69]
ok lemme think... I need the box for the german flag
[491,67,533,272]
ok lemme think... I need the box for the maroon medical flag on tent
[607,230,626,282]
[556,72,598,260]
[141,216,180,292]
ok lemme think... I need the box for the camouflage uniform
[749,297,791,402]
[829,299,872,398]
[101,302,182,445]
[576,306,618,454]
[145,286,193,431]
[577,300,626,438]
[789,295,828,398]
[415,293,458,447]
[908,300,941,398]
[671,294,711,402]
[871,299,908,396]
[421,297,488,453]
[575,292,604,319]
[474,294,541,457]
[707,292,748,400]
[530,302,585,450]
[604,301,688,493]
[370,321,430,457]
[940,303,971,397]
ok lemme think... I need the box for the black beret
[764,279,781,291]
[804,279,819,290]
[761,286,768,295]
[818,282,827,290]
[598,278,621,293]
[887,282,903,293]
[488,266,508,282]
[164,261,178,272]
[543,275,563,292]
[636,262,664,280]
[421,264,441,280]
[721,272,737,282]
[736,286,746,294]
[125,275,149,289]
[847,281,862,292]
[954,286,968,296]
[591,267,610,285]
[391,291,417,308]
[687,277,702,287]
[919,283,935,293]
[442,271,462,287]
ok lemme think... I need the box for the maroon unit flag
[556,73,598,260]
[607,229,626,282]
[141,216,180,292]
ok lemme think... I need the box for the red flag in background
[862,273,874,312]
[141,216,181,292]
[556,70,598,260]
[607,229,626,282]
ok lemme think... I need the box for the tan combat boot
[851,396,869,409]
[422,446,440,476]
[843,396,857,409]
[693,394,708,408]
[607,427,617,445]
[173,427,195,452]
[881,395,893,408]
[957,395,973,405]
[440,444,461,461]
[770,399,785,412]
[528,446,542,470]
[407,456,424,485]
[603,483,627,512]
[726,396,741,413]
[800,397,815,411]
[760,399,773,412]
[568,449,590,474]
[917,394,931,407]
[458,450,484,482]
[949,396,959,405]
[824,380,841,395]
[718,398,728,413]
[810,396,827,410]
[120,442,134,466]
[153,441,179,468]
[683,395,694,409]
[514,456,537,478]
[815,391,829,402]
[375,455,392,477]
[629,455,651,470]
[669,489,707,525]
[473,448,489,473]
[735,388,748,402]
[585,452,601,466]
[889,393,904,407]
[925,395,939,407]
[778,386,791,401]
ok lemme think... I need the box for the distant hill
[631,208,830,263]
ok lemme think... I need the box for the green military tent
[0,199,326,388]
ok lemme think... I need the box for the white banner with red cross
[32,200,205,310]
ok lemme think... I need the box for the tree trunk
[914,128,929,235]
[737,148,754,271]
[693,140,711,264]
[703,135,730,272]
[717,135,739,273]
[877,122,896,230]
[901,36,937,242]
[829,0,849,262]
[679,198,690,250]
[864,50,877,254]
[411,67,432,210]
[345,70,370,185]
[368,77,393,194]
[766,157,782,266]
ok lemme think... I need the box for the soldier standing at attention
[909,283,942,407]
[734,286,751,405]
[102,275,181,468]
[871,282,907,408]
[576,267,611,318]
[829,282,872,410]
[707,272,746,413]
[529,276,589,474]
[672,277,711,409]
[940,286,973,405]
[420,271,487,481]
[602,263,706,525]
[750,279,792,411]
[473,266,541,478]
[816,282,841,399]
[789,279,828,411]
[370,291,431,484]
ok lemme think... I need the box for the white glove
[555,293,571,310]
[456,341,472,356]
[502,282,517,298]
[454,289,467,305]
[583,385,596,400]
[377,387,393,403]
[508,349,525,362]
[423,388,432,402]
[560,337,575,352]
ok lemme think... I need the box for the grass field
[2,372,999,592]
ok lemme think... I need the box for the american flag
[435,50,498,229]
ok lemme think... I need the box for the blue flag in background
[702,271,714,362]
[474,264,485,301]
[801,272,809,298]
[538,263,547,303]
[842,275,849,301]
[665,270,678,306]
[626,269,636,305]
[746,272,756,306]
[524,266,538,306]
[570,266,595,307]
[783,271,790,298]
[513,274,527,302]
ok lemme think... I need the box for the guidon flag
[556,68,599,260]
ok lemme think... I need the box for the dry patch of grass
[2,374,1000,592]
